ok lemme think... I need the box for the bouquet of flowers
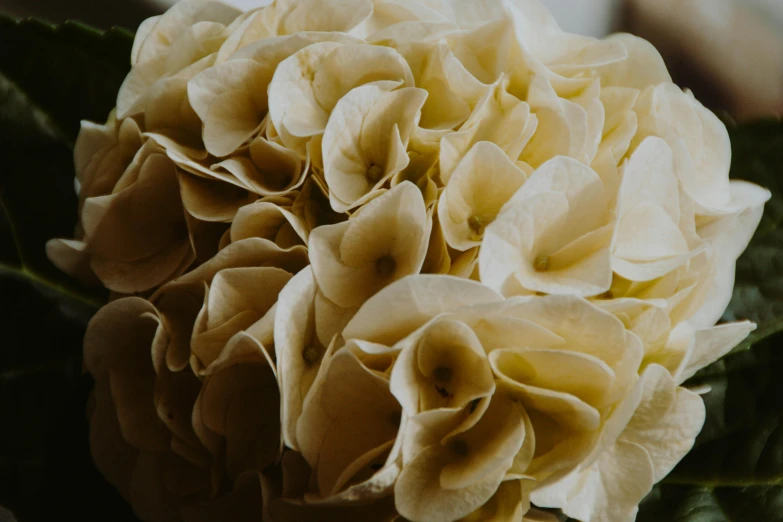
[1,1,781,521]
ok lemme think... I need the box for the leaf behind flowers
[0,18,136,522]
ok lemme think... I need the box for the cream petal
[490,348,615,408]
[530,439,654,522]
[86,153,194,292]
[614,204,689,262]
[134,0,240,65]
[116,57,167,118]
[203,91,265,157]
[230,200,308,246]
[502,296,639,373]
[216,136,307,195]
[179,171,256,222]
[45,238,97,286]
[439,141,528,251]
[675,321,756,384]
[466,313,565,351]
[481,156,613,297]
[162,237,307,290]
[163,21,225,75]
[306,439,399,505]
[459,479,532,522]
[516,156,609,241]
[612,242,706,284]
[621,364,705,481]
[395,443,509,522]
[275,267,320,451]
[617,136,681,221]
[366,20,458,46]
[188,57,269,121]
[83,299,170,450]
[440,393,526,489]
[270,42,414,143]
[198,333,281,478]
[323,85,427,211]
[391,318,496,414]
[267,41,341,139]
[343,275,502,346]
[309,181,429,308]
[296,349,401,498]
[446,17,512,85]
[143,77,202,137]
[275,0,373,34]
[598,33,671,89]
[203,266,291,328]
[131,15,161,66]
[74,119,120,178]
[91,240,194,296]
[494,374,601,432]
[313,289,357,348]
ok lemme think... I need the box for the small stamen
[435,385,451,398]
[376,256,397,277]
[366,163,384,183]
[534,255,551,272]
[433,365,452,383]
[468,215,486,234]
[302,345,320,365]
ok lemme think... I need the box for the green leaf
[0,18,136,522]
[667,336,783,486]
[0,16,133,142]
[722,119,783,351]
[638,484,783,522]
[0,16,133,302]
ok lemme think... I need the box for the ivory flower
[55,0,775,521]
[47,115,202,293]
[309,181,431,308]
[330,275,655,521]
[84,298,267,522]
[322,84,427,211]
[82,235,306,520]
[117,0,242,119]
[531,365,705,522]
[480,156,615,297]
[267,41,414,149]
[438,141,529,251]
[612,136,706,282]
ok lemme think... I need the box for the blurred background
[1,0,781,120]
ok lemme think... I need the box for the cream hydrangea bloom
[309,181,431,308]
[82,226,307,520]
[480,155,615,297]
[46,114,209,294]
[59,0,774,521]
[274,274,726,522]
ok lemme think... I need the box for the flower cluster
[48,0,770,521]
